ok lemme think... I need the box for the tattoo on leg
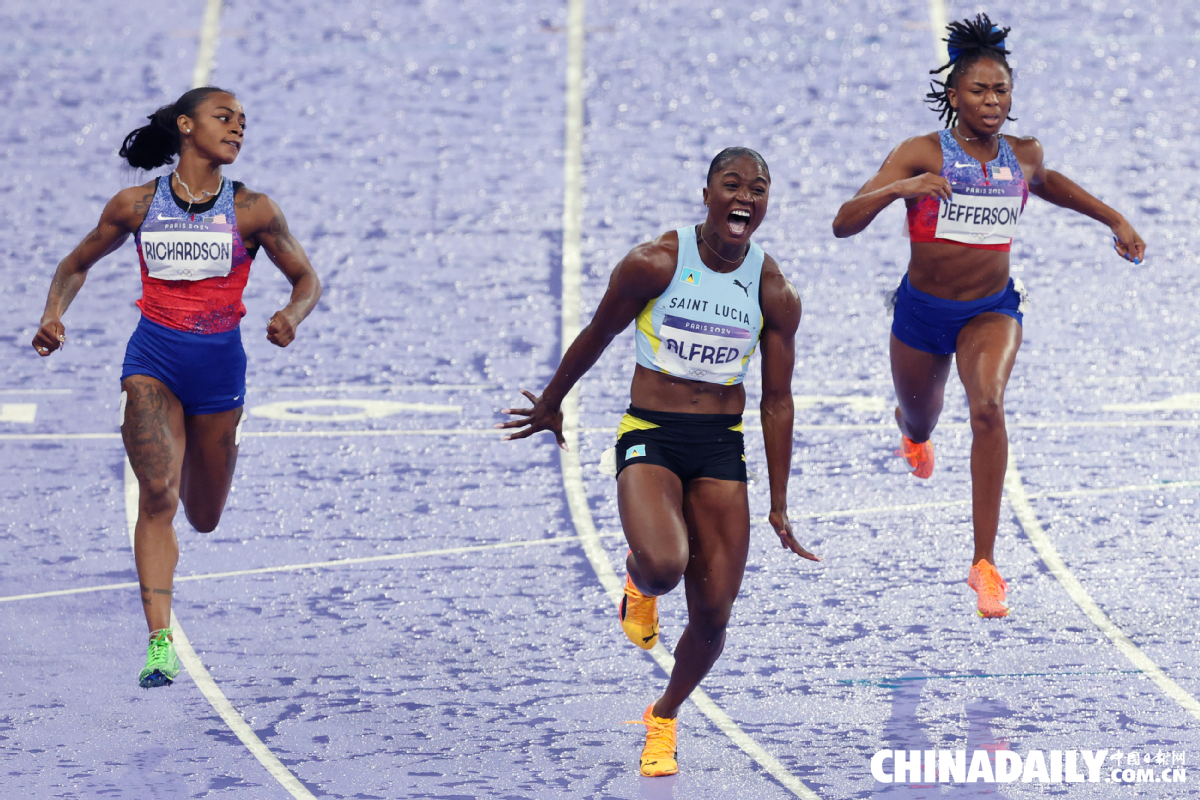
[123,381,175,479]
[152,588,173,596]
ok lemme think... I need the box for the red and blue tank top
[906,129,1028,252]
[134,176,257,334]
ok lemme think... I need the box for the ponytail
[118,86,234,169]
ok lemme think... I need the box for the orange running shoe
[896,435,935,479]
[619,573,659,649]
[626,705,678,777]
[967,560,1010,618]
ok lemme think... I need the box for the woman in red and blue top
[832,15,1144,618]
[32,87,321,685]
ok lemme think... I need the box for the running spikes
[626,704,679,777]
[967,560,1010,618]
[138,628,181,688]
[897,435,935,479]
[619,573,659,650]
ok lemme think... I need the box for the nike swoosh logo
[953,162,975,168]
[157,214,183,221]
[642,633,656,643]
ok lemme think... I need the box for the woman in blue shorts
[32,87,321,686]
[832,15,1144,617]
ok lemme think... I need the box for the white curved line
[124,460,317,798]
[1004,452,1200,721]
[2,532,624,604]
[191,0,223,89]
[556,3,819,796]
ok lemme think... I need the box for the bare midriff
[908,240,1011,301]
[629,363,747,416]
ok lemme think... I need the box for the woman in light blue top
[500,148,818,778]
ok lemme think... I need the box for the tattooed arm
[33,182,156,356]
[235,186,322,347]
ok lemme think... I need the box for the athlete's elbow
[831,212,855,238]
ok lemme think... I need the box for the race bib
[934,183,1023,246]
[141,215,234,281]
[653,315,753,383]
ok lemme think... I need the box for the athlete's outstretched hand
[266,310,297,347]
[1111,220,1146,265]
[32,319,66,357]
[769,508,820,561]
[497,389,566,449]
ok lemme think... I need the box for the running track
[2,0,1199,797]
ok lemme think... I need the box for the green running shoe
[138,628,181,688]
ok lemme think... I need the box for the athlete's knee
[138,478,179,519]
[969,397,1006,436]
[633,550,687,596]
[897,400,941,442]
[183,503,223,533]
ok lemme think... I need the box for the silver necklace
[172,170,221,213]
[953,125,980,142]
[698,224,747,266]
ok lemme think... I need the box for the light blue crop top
[634,225,765,386]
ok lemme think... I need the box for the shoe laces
[625,713,677,759]
[148,627,174,661]
[625,587,657,627]
[976,563,1007,597]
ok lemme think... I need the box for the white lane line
[0,532,626,605]
[124,459,317,798]
[1004,453,1200,722]
[260,384,494,392]
[555,4,819,797]
[191,0,223,88]
[793,479,1200,521]
[928,0,949,65]
[7,418,1200,443]
[0,389,73,395]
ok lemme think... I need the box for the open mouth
[727,208,751,236]
[223,140,241,151]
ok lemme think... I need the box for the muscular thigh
[618,464,688,565]
[955,313,1022,399]
[180,407,243,509]
[121,376,185,485]
[682,478,751,612]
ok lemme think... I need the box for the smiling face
[177,92,245,165]
[702,155,770,245]
[947,57,1012,136]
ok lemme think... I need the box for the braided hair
[118,86,233,169]
[925,14,1014,128]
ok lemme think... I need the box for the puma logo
[733,279,753,297]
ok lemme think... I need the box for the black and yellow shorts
[614,405,747,483]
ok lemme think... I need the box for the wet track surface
[2,0,1200,798]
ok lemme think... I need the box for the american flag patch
[213,214,227,224]
[992,166,1012,181]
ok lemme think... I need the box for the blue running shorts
[121,315,246,415]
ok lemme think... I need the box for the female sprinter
[832,15,1144,617]
[499,148,819,777]
[31,87,321,687]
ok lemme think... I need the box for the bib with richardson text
[140,213,234,281]
[934,183,1024,247]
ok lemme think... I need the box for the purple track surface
[3,1,1199,798]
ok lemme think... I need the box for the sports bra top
[906,129,1028,252]
[134,176,257,334]
[634,226,765,386]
